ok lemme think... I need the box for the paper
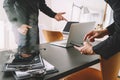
[43,59,55,71]
[15,59,55,78]
[3,54,44,72]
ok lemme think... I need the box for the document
[14,59,58,79]
[3,54,44,72]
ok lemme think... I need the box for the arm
[106,22,116,35]
[93,31,120,59]
[39,0,67,21]
[74,22,118,59]
[93,22,120,59]
[39,0,56,18]
[75,31,120,59]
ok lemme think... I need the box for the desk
[0,43,100,80]
[41,43,100,80]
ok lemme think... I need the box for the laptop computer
[62,21,79,34]
[50,22,95,48]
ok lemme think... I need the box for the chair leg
[100,52,120,80]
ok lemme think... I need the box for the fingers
[55,12,68,21]
[26,25,32,29]
[83,31,92,41]
[59,12,66,15]
[83,31,96,42]
[83,41,87,45]
[62,17,68,21]
[89,36,95,42]
[22,24,32,29]
[74,42,93,55]
[74,46,84,55]
[17,24,32,35]
[56,15,67,21]
[74,46,81,51]
[89,33,98,42]
[21,24,32,29]
[59,12,68,21]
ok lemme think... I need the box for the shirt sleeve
[39,0,56,18]
[93,32,120,59]
[106,22,116,35]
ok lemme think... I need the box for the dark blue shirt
[3,0,56,27]
[93,0,120,59]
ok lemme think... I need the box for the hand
[84,29,109,42]
[74,42,95,55]
[17,24,32,35]
[54,12,67,21]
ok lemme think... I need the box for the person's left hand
[54,12,67,21]
[74,41,95,55]
[17,24,32,35]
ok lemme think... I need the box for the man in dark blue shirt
[74,1,120,79]
[74,0,120,59]
[3,0,67,62]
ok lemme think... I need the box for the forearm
[102,29,109,36]
[106,22,116,35]
[93,32,120,59]
[39,0,56,18]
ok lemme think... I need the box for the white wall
[0,0,111,47]
[39,0,53,29]
[0,0,5,50]
[51,0,106,31]
[38,0,107,43]
[39,0,53,43]
[0,0,17,50]
[51,0,73,31]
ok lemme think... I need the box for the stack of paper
[14,59,58,80]
[3,54,44,72]
[3,54,58,80]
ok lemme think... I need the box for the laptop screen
[63,21,79,32]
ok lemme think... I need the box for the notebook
[50,22,95,48]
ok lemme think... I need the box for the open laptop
[50,22,95,48]
[62,21,79,34]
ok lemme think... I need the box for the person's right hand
[84,29,109,42]
[54,12,68,21]
[17,24,32,35]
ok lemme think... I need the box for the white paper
[15,59,55,77]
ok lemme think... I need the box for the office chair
[60,68,102,80]
[42,29,63,43]
[100,52,120,80]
